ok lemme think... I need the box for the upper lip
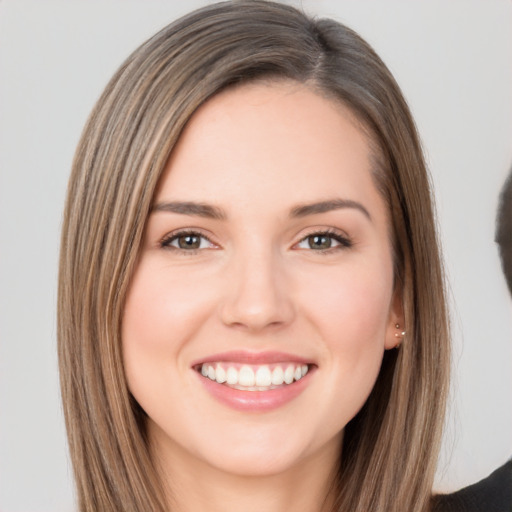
[191,350,315,367]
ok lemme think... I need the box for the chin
[199,443,319,478]
[149,414,338,479]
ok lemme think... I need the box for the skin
[122,81,403,512]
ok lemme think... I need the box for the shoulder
[432,459,512,512]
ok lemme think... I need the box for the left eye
[161,232,214,251]
[296,232,351,251]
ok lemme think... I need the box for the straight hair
[58,2,450,510]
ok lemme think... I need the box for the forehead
[155,81,386,222]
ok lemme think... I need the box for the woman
[58,1,450,510]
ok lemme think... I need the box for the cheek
[123,261,212,347]
[121,260,215,394]
[298,259,394,418]
[303,260,394,348]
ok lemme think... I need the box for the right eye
[160,231,216,252]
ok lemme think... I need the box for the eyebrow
[290,199,371,220]
[152,201,227,220]
[151,198,371,221]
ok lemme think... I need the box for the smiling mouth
[195,362,311,391]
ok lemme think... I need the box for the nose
[219,249,295,332]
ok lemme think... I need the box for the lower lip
[196,371,313,412]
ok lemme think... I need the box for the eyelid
[293,227,353,251]
[157,226,352,252]
[159,229,219,252]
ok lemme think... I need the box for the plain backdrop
[0,1,511,510]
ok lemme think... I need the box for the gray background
[1,1,511,510]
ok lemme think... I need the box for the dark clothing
[432,460,512,511]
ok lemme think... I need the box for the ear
[385,286,405,350]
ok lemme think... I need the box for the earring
[394,323,406,348]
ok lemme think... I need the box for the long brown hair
[58,2,450,510]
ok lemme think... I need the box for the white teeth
[226,366,238,385]
[199,362,310,389]
[238,365,255,386]
[284,365,295,384]
[255,366,272,387]
[215,365,226,384]
[271,366,284,385]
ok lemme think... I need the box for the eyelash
[159,230,216,254]
[160,228,352,255]
[295,229,353,252]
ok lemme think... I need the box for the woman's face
[122,81,402,478]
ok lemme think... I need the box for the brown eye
[307,235,332,250]
[295,231,352,251]
[161,231,215,251]
[177,234,201,249]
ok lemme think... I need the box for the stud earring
[394,323,406,348]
